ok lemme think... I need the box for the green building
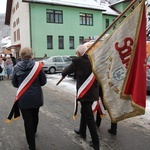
[5,0,130,59]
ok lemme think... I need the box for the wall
[10,0,30,49]
[30,3,104,58]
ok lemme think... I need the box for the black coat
[12,59,47,109]
[62,54,99,103]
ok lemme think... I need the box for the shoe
[89,141,99,150]
[95,121,100,128]
[89,141,93,147]
[28,145,36,150]
[108,129,117,135]
[74,130,86,139]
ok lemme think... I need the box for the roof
[101,2,119,16]
[110,0,131,6]
[23,0,106,10]
[5,0,119,25]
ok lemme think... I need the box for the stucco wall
[30,3,104,58]
[10,0,30,49]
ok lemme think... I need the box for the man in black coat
[62,45,100,150]
[96,86,117,135]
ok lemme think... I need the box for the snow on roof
[110,0,126,6]
[25,0,106,10]
[101,2,119,16]
[1,36,11,48]
[25,0,119,16]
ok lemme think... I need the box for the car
[40,56,72,74]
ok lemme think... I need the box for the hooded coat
[12,59,47,109]
[62,54,99,103]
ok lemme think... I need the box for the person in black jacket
[10,53,16,66]
[62,45,100,150]
[95,86,117,135]
[11,47,47,150]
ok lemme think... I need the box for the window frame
[79,36,84,45]
[106,19,109,29]
[80,12,93,26]
[69,36,74,49]
[58,36,64,49]
[46,9,63,24]
[47,35,53,49]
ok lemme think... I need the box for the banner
[87,1,146,122]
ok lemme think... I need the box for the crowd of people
[5,45,117,150]
[0,53,17,80]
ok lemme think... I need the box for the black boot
[108,122,117,135]
[74,130,86,139]
[89,141,100,150]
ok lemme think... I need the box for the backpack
[0,66,3,73]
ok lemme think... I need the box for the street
[0,74,150,150]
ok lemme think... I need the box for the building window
[16,2,19,10]
[79,36,84,45]
[16,18,19,25]
[80,13,93,26]
[13,7,15,14]
[13,21,16,28]
[106,19,109,29]
[17,29,20,40]
[46,9,63,24]
[47,36,53,49]
[69,36,74,49]
[14,31,16,42]
[58,36,64,49]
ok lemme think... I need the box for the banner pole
[56,77,65,86]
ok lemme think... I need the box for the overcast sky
[0,0,7,13]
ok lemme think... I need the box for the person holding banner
[94,86,117,135]
[62,44,100,150]
[96,111,117,135]
[94,85,105,128]
[11,47,47,150]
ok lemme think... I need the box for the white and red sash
[6,62,43,123]
[92,97,106,118]
[77,72,96,99]
[15,62,43,102]
[73,72,96,120]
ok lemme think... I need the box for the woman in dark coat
[12,47,47,150]
[62,45,99,150]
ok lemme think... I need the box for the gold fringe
[108,82,113,87]
[100,114,107,118]
[114,88,119,94]
[109,57,112,62]
[14,117,20,121]
[73,115,77,120]
[6,119,11,124]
